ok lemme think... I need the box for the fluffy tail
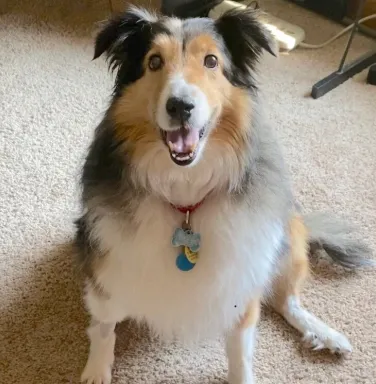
[303,212,374,268]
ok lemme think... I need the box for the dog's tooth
[168,141,175,151]
[172,152,177,158]
[189,152,193,158]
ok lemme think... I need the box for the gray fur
[304,212,374,268]
[75,115,144,282]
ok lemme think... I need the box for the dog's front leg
[80,286,126,384]
[226,298,260,384]
[81,319,116,384]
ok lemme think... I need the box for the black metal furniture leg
[310,0,376,99]
[367,64,376,85]
[311,50,376,98]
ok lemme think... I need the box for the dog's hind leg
[271,215,352,354]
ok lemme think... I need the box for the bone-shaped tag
[172,227,201,253]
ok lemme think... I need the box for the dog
[75,6,373,384]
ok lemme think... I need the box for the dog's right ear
[93,6,158,61]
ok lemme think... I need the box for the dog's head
[94,6,276,168]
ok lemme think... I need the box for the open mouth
[161,125,205,166]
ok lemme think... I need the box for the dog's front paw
[228,369,255,384]
[81,363,112,384]
[303,330,352,355]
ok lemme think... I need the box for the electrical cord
[211,1,375,51]
[299,14,376,49]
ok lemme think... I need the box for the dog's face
[152,30,229,166]
[94,7,275,167]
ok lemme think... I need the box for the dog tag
[176,252,195,271]
[171,211,201,253]
[172,210,201,271]
[184,246,198,264]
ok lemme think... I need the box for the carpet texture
[1,1,375,383]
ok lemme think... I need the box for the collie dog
[76,6,372,384]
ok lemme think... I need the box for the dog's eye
[149,55,163,71]
[204,55,218,69]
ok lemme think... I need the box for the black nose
[166,97,194,121]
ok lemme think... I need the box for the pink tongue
[166,127,200,153]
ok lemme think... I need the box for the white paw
[81,364,112,384]
[303,330,352,355]
[228,369,255,384]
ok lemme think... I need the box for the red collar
[171,199,205,214]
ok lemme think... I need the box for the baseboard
[348,0,376,30]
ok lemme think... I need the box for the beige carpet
[1,1,376,383]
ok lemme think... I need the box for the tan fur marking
[272,215,310,312]
[110,32,251,169]
[183,36,251,165]
[183,34,231,108]
[111,99,159,159]
[111,35,183,160]
[212,87,250,153]
[239,297,261,329]
[150,34,182,72]
[287,215,310,294]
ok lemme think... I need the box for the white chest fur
[90,196,284,343]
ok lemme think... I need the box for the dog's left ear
[215,8,277,86]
